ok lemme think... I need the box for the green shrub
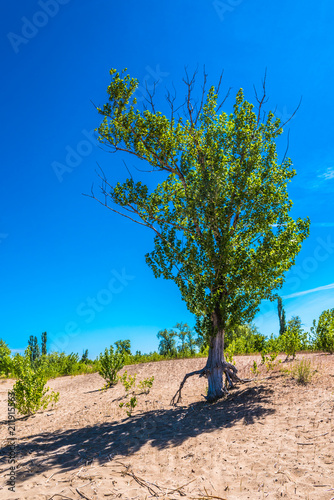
[290,359,315,385]
[251,360,259,376]
[119,371,136,392]
[98,345,125,388]
[311,309,334,353]
[137,376,154,394]
[225,341,236,364]
[119,372,154,417]
[119,396,137,417]
[260,350,279,371]
[265,334,281,353]
[0,339,12,377]
[280,317,306,360]
[12,350,59,416]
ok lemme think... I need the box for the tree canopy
[90,68,310,401]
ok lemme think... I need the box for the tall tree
[28,335,40,364]
[157,329,177,357]
[41,331,47,356]
[114,339,132,356]
[277,296,287,336]
[81,349,89,363]
[89,68,310,402]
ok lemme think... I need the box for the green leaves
[98,345,125,388]
[12,352,59,416]
[94,68,310,340]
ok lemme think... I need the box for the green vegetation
[11,348,59,416]
[0,339,12,377]
[311,308,334,354]
[119,372,154,417]
[90,67,310,401]
[0,303,332,416]
[290,358,315,385]
[98,345,125,388]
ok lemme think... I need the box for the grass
[290,358,316,385]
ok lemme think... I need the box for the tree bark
[170,307,241,405]
[203,309,240,402]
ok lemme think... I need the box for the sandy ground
[0,353,333,500]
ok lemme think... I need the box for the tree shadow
[3,384,275,482]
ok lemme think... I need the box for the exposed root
[222,360,241,387]
[170,361,244,406]
[170,368,206,405]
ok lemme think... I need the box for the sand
[0,353,333,499]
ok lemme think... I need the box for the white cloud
[283,282,334,299]
[319,167,334,180]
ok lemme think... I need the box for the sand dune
[0,353,333,499]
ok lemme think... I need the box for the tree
[90,68,310,402]
[114,339,132,356]
[81,349,89,363]
[173,322,198,355]
[157,329,177,357]
[280,316,305,360]
[174,322,188,354]
[225,323,266,353]
[41,332,47,356]
[28,335,40,365]
[277,296,287,336]
[311,309,334,353]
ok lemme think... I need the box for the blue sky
[1,0,333,359]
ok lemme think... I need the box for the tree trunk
[203,309,240,402]
[170,308,241,405]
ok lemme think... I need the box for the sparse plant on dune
[98,345,125,388]
[119,372,154,416]
[12,349,59,416]
[290,358,316,385]
[250,360,259,376]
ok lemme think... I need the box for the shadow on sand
[4,384,275,482]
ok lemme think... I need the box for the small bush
[12,350,59,416]
[119,373,154,416]
[98,346,124,388]
[291,359,315,385]
[261,351,279,371]
[119,396,137,417]
[250,360,259,376]
[119,371,136,392]
[137,376,154,394]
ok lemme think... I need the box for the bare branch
[182,66,198,127]
[122,160,134,181]
[276,96,302,130]
[281,128,290,166]
[253,68,269,126]
[144,80,158,113]
[216,86,232,113]
[194,66,208,125]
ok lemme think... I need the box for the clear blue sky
[1,0,333,359]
